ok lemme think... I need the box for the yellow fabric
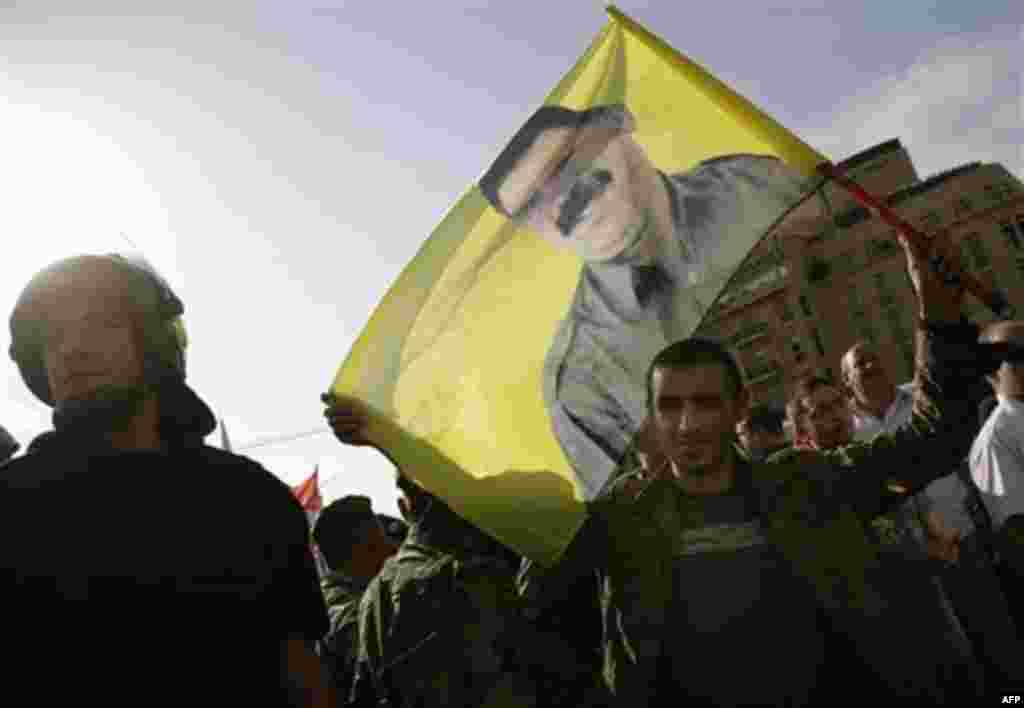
[329,5,828,566]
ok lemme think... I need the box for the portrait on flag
[479,104,811,498]
[330,6,829,565]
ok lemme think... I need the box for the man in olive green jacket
[314,495,399,698]
[522,231,991,704]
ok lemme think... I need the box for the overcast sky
[1,1,1021,516]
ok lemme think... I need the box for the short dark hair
[742,404,786,435]
[479,104,632,216]
[646,338,745,413]
[313,496,380,569]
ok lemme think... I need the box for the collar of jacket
[28,380,216,455]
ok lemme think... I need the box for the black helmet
[9,253,188,407]
[0,424,19,463]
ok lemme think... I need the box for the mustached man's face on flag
[480,105,660,265]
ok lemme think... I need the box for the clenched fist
[321,392,372,447]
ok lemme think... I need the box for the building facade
[696,139,1024,407]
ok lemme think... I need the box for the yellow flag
[330,5,829,566]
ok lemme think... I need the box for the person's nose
[54,323,92,365]
[556,170,613,237]
[677,404,712,435]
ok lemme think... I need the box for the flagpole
[816,162,1014,320]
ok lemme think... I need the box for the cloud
[801,33,1022,180]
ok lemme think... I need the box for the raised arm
[827,230,990,517]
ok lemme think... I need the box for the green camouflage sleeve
[593,477,674,704]
[517,513,607,620]
[354,554,522,707]
[349,575,392,706]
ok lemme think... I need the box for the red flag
[291,466,322,516]
[291,466,327,575]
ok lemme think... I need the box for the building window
[806,257,831,284]
[835,249,866,276]
[866,237,901,261]
[954,197,973,219]
[791,337,806,363]
[780,300,795,322]
[745,347,779,382]
[919,210,942,230]
[985,183,1014,204]
[857,323,877,343]
[798,294,813,317]
[964,234,990,269]
[749,368,783,387]
[835,206,870,229]
[901,347,915,379]
[811,326,826,357]
[1000,222,1021,250]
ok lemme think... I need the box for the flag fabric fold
[330,5,828,565]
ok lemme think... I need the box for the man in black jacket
[1,254,333,707]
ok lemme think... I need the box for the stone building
[696,139,1024,407]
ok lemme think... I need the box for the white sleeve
[970,428,1024,529]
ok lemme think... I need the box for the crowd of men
[1,208,1023,704]
[317,220,1024,706]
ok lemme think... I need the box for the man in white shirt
[841,342,966,546]
[969,321,1024,530]
[821,349,1024,682]
[969,321,1024,644]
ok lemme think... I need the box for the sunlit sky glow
[1,2,1020,515]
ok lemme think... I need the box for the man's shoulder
[977,405,1024,453]
[191,446,299,497]
[0,451,46,487]
[384,543,456,580]
[366,546,467,613]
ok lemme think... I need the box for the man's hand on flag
[321,393,373,447]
